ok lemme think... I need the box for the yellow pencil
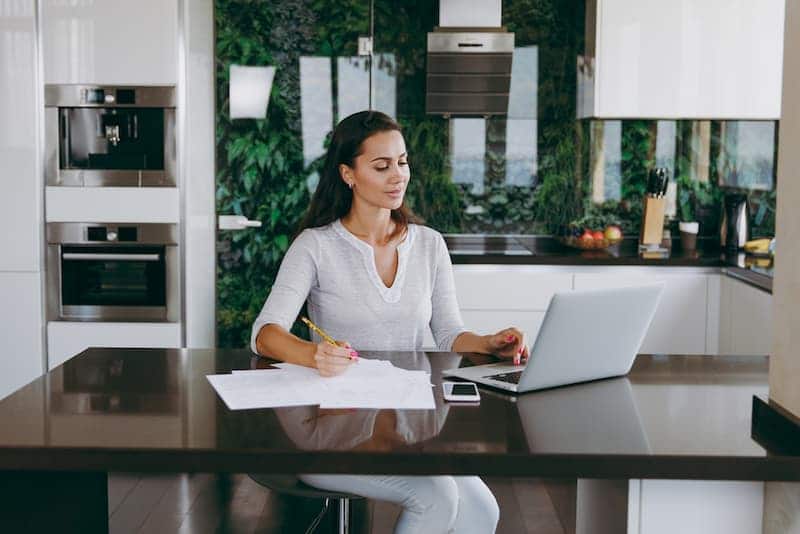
[301,316,338,346]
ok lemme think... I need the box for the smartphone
[442,381,481,403]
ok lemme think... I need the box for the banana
[743,238,773,254]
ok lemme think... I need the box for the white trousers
[299,474,500,534]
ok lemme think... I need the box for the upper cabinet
[42,0,178,85]
[578,0,786,119]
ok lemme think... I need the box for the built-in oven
[46,223,180,322]
[44,85,176,187]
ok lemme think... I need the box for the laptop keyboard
[486,370,523,384]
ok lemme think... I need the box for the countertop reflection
[0,348,793,480]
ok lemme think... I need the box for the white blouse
[250,219,465,352]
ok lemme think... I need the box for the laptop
[444,284,664,393]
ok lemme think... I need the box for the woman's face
[341,130,410,211]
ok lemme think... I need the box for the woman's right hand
[313,341,358,377]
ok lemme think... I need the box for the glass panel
[450,118,486,195]
[61,246,166,307]
[215,1,370,347]
[717,121,775,191]
[371,52,397,117]
[336,56,370,121]
[62,108,165,170]
[589,120,622,203]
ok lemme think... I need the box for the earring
[347,182,353,189]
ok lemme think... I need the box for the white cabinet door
[0,273,44,400]
[453,266,572,310]
[42,0,178,85]
[719,277,773,356]
[635,480,764,534]
[573,270,709,355]
[585,0,785,119]
[0,4,41,271]
[452,266,571,349]
[47,322,182,370]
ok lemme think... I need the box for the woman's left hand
[486,327,529,363]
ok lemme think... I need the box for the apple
[592,230,605,241]
[580,230,594,241]
[604,225,622,241]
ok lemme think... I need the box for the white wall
[0,0,44,399]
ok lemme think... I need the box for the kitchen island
[0,348,795,533]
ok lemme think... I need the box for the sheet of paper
[319,373,435,409]
[211,359,435,410]
[206,373,316,410]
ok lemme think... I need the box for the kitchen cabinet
[718,276,773,356]
[446,265,718,355]
[47,322,182,370]
[41,0,178,85]
[579,0,785,119]
[0,274,43,400]
[572,268,712,355]
[0,2,41,272]
[448,266,572,347]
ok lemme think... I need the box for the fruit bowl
[559,224,624,251]
[561,236,622,250]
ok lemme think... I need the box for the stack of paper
[206,359,435,411]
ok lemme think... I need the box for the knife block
[640,196,666,247]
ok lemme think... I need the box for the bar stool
[249,474,364,534]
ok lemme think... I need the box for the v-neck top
[250,220,466,352]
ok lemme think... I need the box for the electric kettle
[720,193,750,251]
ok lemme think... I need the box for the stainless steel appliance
[426,29,515,116]
[46,223,180,322]
[720,193,751,251]
[45,85,176,187]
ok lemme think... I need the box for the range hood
[426,0,514,116]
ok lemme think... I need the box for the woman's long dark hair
[296,110,421,241]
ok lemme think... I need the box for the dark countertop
[0,348,796,481]
[445,235,773,293]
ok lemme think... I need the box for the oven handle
[61,253,162,262]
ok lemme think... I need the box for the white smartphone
[442,381,481,403]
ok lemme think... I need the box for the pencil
[301,316,357,361]
[301,316,338,346]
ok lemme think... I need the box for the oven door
[59,245,169,321]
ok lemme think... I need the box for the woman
[251,110,529,534]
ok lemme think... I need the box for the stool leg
[338,497,349,534]
[305,497,330,534]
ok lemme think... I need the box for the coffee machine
[720,193,750,251]
[44,85,176,187]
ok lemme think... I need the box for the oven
[44,85,176,187]
[46,223,180,322]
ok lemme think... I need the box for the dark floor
[108,473,571,534]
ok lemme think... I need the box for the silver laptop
[444,284,664,393]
